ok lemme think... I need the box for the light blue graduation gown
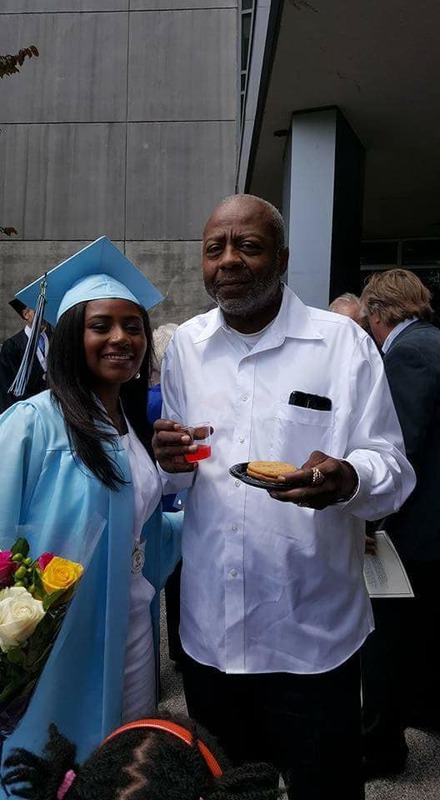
[0,391,182,783]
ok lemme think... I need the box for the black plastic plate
[229,462,294,491]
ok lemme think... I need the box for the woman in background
[148,322,184,666]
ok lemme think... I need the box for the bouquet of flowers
[0,519,104,794]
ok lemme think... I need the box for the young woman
[0,238,182,768]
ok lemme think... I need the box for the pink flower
[38,552,54,571]
[0,551,18,588]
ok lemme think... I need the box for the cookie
[246,460,297,482]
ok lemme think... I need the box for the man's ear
[368,310,381,325]
[21,307,32,322]
[278,247,289,277]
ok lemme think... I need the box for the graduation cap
[9,236,163,397]
[15,236,163,325]
[8,298,28,318]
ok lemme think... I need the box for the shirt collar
[193,285,324,345]
[193,305,223,342]
[24,325,48,339]
[382,317,418,353]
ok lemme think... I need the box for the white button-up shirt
[160,287,415,675]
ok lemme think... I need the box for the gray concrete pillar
[283,107,364,309]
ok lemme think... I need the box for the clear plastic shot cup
[182,422,212,463]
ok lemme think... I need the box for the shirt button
[241,395,248,402]
[232,525,238,532]
[238,436,244,443]
[230,569,238,578]
[235,479,241,487]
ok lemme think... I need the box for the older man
[329,292,363,326]
[153,195,415,800]
[360,269,440,777]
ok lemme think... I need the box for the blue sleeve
[159,510,183,589]
[143,507,183,592]
[0,402,45,542]
[147,384,163,426]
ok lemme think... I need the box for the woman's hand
[268,450,359,510]
[152,419,199,473]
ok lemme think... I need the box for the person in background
[328,292,378,554]
[0,238,182,775]
[329,292,363,326]
[360,268,440,778]
[152,194,415,800]
[148,322,184,666]
[0,299,50,412]
[4,714,279,800]
[148,323,179,440]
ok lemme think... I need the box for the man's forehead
[203,199,272,238]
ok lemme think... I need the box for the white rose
[0,586,45,652]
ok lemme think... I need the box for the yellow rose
[41,557,84,595]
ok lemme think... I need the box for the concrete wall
[0,1,238,341]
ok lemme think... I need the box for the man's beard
[207,264,282,317]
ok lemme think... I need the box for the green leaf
[11,537,30,558]
[32,568,45,597]
[6,647,26,666]
[43,589,66,611]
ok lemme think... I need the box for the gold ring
[312,467,325,486]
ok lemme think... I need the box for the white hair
[329,292,360,306]
[329,293,363,325]
[151,323,178,375]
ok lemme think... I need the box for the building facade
[238,0,440,313]
[0,0,238,341]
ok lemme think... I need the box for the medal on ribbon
[131,540,145,574]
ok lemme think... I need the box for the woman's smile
[83,298,147,395]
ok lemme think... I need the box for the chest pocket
[270,403,334,469]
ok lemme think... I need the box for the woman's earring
[134,372,140,380]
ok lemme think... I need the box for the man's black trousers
[182,650,364,800]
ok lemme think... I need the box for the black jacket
[384,320,440,561]
[0,329,47,413]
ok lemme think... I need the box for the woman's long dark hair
[47,301,155,490]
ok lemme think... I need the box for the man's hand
[268,450,359,510]
[153,418,199,473]
[365,535,378,555]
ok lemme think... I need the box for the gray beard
[208,274,281,317]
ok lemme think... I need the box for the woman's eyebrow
[87,314,142,321]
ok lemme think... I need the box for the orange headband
[102,718,223,779]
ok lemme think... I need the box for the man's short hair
[360,269,433,326]
[329,293,361,312]
[329,293,363,325]
[330,292,360,307]
[217,194,286,252]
